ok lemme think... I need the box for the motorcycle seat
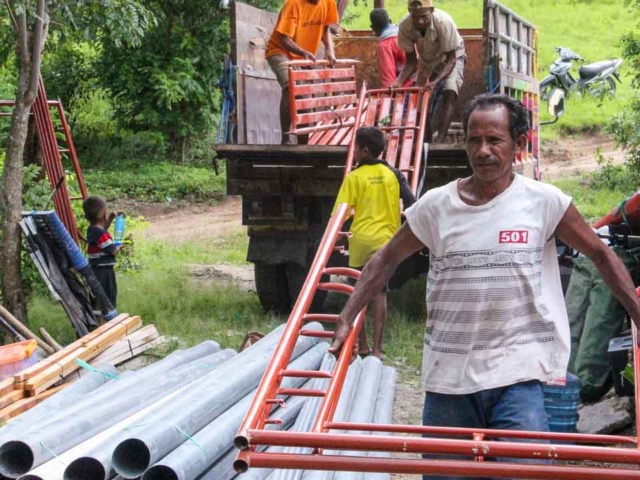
[579,60,618,80]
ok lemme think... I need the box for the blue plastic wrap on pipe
[38,211,118,320]
[40,211,88,270]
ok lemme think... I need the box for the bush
[85,161,225,203]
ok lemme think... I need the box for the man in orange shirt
[266,0,339,144]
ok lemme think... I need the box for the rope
[75,359,120,381]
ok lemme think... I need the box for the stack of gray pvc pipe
[4,322,398,480]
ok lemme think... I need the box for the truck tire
[285,262,328,313]
[254,262,291,313]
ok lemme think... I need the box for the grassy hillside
[345,0,637,136]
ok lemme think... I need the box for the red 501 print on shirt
[499,230,530,244]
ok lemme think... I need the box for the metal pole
[243,452,640,480]
[112,324,324,479]
[243,430,640,465]
[140,344,328,480]
[236,205,351,448]
[364,367,397,480]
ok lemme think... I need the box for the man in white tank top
[329,93,640,479]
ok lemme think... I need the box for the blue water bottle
[114,214,126,246]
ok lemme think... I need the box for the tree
[0,0,155,322]
[1,0,47,322]
[606,0,640,178]
[95,1,230,162]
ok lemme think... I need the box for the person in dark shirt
[83,196,123,310]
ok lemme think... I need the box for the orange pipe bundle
[593,190,640,229]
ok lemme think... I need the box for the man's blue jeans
[422,380,550,480]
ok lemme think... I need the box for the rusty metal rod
[245,430,640,465]
[235,204,352,449]
[237,452,640,480]
[322,422,637,446]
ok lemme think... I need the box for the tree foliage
[606,0,640,177]
[94,1,231,162]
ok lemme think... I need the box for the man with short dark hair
[330,94,640,478]
[370,9,410,88]
[392,0,465,143]
[266,0,339,144]
[333,126,416,359]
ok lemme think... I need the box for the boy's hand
[329,319,358,362]
[108,212,116,223]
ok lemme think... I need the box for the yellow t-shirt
[266,0,339,59]
[332,162,404,268]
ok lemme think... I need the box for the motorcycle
[540,47,623,100]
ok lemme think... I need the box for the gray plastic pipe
[0,362,117,438]
[301,357,363,480]
[0,357,225,478]
[21,376,200,480]
[112,323,324,479]
[53,349,238,480]
[61,331,290,480]
[141,344,328,480]
[270,353,337,480]
[333,356,383,480]
[364,367,397,480]
[2,341,223,447]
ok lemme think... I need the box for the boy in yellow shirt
[333,127,416,358]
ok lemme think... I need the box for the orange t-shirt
[265,0,339,59]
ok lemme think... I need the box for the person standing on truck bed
[370,8,411,88]
[333,126,416,360]
[266,0,339,144]
[329,94,640,478]
[391,0,465,144]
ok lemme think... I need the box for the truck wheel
[285,262,328,313]
[254,262,291,313]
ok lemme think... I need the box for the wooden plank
[291,67,355,82]
[96,336,166,367]
[90,325,159,365]
[293,81,356,97]
[0,378,15,398]
[0,390,25,410]
[294,94,357,111]
[14,313,131,382]
[0,384,66,423]
[24,316,142,394]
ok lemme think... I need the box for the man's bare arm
[391,51,418,88]
[278,32,316,60]
[427,51,456,90]
[329,223,425,355]
[555,204,640,328]
[321,27,336,66]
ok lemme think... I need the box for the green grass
[345,0,637,136]
[83,161,226,203]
